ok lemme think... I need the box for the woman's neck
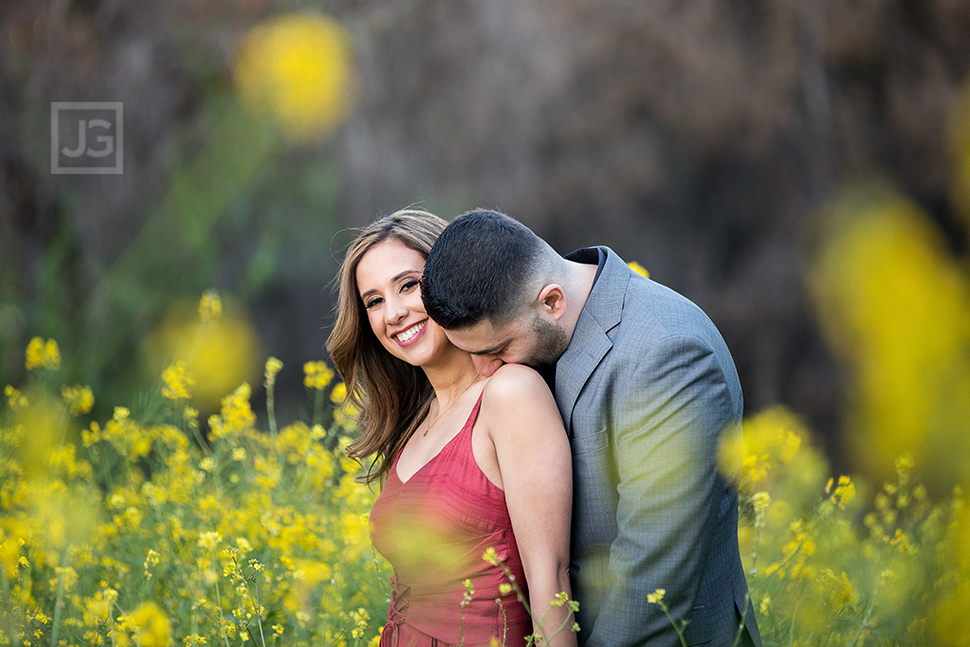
[422,349,483,407]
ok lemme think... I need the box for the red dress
[369,394,532,647]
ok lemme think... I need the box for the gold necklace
[422,378,480,437]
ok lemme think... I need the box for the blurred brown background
[1,0,968,472]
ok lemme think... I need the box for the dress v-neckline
[394,392,484,486]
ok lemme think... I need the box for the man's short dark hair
[422,209,543,329]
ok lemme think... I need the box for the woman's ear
[538,284,567,321]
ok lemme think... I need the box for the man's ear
[538,284,567,321]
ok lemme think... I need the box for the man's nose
[472,355,504,377]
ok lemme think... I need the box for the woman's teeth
[396,321,425,342]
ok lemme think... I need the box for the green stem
[1,563,20,647]
[250,574,266,647]
[48,563,66,647]
[266,380,278,439]
[497,598,507,647]
[312,388,324,428]
[845,596,878,647]
[213,555,232,647]
[657,603,688,647]
[730,590,751,647]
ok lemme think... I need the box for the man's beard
[524,316,568,372]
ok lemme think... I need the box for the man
[422,209,761,647]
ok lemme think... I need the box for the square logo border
[51,102,124,175]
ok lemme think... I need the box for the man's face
[444,312,568,377]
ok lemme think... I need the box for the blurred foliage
[1,322,386,647]
[3,319,968,646]
[732,408,969,647]
[145,291,261,412]
[1,5,968,646]
[806,80,970,492]
[811,182,970,492]
[234,13,355,143]
[0,10,354,423]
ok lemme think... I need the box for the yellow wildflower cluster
[146,292,261,410]
[2,336,386,646]
[4,276,967,647]
[4,385,28,410]
[208,383,256,441]
[161,362,195,401]
[736,406,968,646]
[303,361,335,390]
[60,385,94,416]
[264,357,283,387]
[25,337,61,371]
[198,290,222,322]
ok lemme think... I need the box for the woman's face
[355,237,451,367]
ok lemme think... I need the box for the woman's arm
[484,364,577,647]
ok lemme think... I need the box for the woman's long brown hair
[326,209,448,485]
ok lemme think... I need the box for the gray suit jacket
[556,247,761,647]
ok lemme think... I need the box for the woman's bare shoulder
[481,364,558,433]
[484,364,551,399]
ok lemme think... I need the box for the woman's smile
[393,320,428,346]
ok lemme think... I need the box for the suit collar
[554,247,630,428]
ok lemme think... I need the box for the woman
[327,210,576,647]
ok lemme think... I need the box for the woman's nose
[384,297,408,325]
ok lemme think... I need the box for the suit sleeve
[585,334,738,647]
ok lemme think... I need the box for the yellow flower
[628,261,650,278]
[499,583,512,595]
[234,13,355,142]
[647,588,666,604]
[752,491,771,515]
[147,293,260,410]
[759,595,771,614]
[144,549,160,570]
[198,531,223,551]
[482,547,501,566]
[25,337,61,371]
[329,381,347,403]
[61,385,95,415]
[5,385,28,410]
[264,357,283,386]
[895,453,915,486]
[198,290,222,322]
[832,475,856,509]
[812,187,970,488]
[161,362,195,401]
[210,383,256,439]
[127,602,172,647]
[55,566,78,591]
[304,361,335,390]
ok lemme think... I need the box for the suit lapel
[555,247,629,433]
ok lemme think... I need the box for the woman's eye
[401,278,420,292]
[363,296,382,309]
